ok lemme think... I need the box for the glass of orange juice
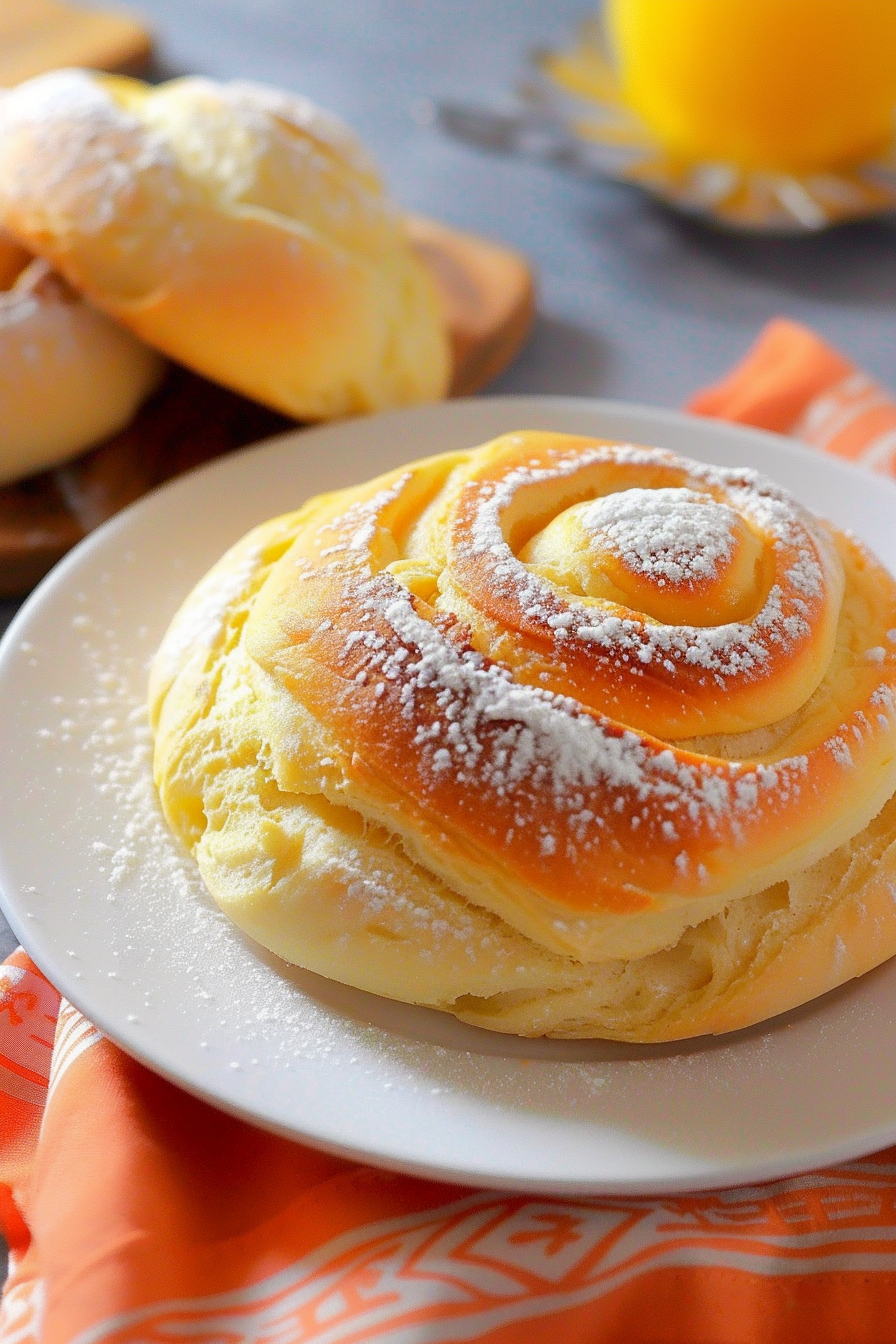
[605,0,896,171]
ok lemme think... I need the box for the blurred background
[31,0,896,403]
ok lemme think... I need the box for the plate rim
[4,393,896,1197]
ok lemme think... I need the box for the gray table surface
[0,0,894,959]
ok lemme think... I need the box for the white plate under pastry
[2,395,896,1197]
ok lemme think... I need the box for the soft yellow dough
[150,435,896,1040]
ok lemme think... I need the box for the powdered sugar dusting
[580,488,736,586]
[871,685,896,712]
[336,575,805,852]
[0,70,178,236]
[265,441,883,870]
[0,68,401,278]
[827,737,854,769]
[153,543,261,682]
[462,445,827,680]
[20,587,624,1117]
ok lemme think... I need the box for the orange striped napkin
[688,317,896,470]
[3,319,896,1344]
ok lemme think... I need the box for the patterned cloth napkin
[3,320,896,1344]
[687,317,896,470]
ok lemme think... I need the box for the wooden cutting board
[0,0,152,86]
[0,220,535,595]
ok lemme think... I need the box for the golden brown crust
[150,432,896,1039]
[243,432,896,960]
[0,70,450,420]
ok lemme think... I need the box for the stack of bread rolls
[150,431,896,1041]
[0,69,450,487]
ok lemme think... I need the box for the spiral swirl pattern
[195,431,896,964]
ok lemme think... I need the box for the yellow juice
[606,0,896,170]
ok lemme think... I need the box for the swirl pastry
[150,432,896,1040]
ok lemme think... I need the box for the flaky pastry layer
[150,433,896,1039]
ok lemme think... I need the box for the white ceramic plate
[2,396,896,1197]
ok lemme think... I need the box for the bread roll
[150,432,896,1040]
[0,255,164,486]
[0,70,450,420]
